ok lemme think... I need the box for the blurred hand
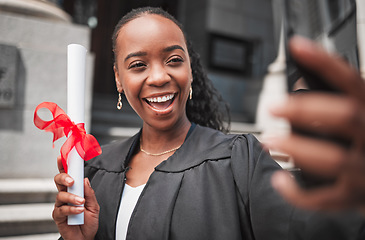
[53,156,100,240]
[268,36,365,213]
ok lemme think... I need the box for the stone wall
[0,12,94,178]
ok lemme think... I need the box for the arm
[268,36,365,213]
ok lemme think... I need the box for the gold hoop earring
[117,92,123,110]
[189,86,193,100]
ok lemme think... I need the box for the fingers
[266,134,346,177]
[55,156,70,192]
[52,179,94,223]
[271,93,360,139]
[53,191,85,222]
[53,179,99,219]
[289,36,365,101]
[52,205,84,222]
[55,191,85,207]
[271,171,346,211]
[54,172,74,192]
[57,156,65,173]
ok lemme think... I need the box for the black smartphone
[283,0,358,188]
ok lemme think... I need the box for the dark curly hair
[112,7,230,132]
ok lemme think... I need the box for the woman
[53,7,364,240]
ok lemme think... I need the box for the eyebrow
[124,45,185,62]
[163,45,185,53]
[124,51,147,62]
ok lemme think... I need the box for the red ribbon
[33,102,102,173]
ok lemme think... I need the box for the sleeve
[230,134,365,240]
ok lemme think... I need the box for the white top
[116,183,146,240]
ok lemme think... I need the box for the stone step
[0,203,57,237]
[0,179,57,205]
[0,233,60,240]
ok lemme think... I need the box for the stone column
[356,0,365,78]
[255,0,291,167]
[0,0,94,178]
[255,24,290,140]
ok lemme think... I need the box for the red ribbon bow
[33,102,102,173]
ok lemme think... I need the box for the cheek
[120,73,146,104]
[176,67,192,89]
[122,78,138,97]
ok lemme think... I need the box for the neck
[140,119,191,154]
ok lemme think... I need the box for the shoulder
[156,125,264,172]
[192,124,262,155]
[191,124,237,145]
[184,124,267,161]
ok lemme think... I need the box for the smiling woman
[52,6,365,240]
[114,14,193,137]
[112,7,230,133]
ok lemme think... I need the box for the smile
[145,93,175,103]
[144,93,176,111]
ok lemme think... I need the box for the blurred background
[0,0,363,238]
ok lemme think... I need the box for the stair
[0,95,142,238]
[0,233,61,240]
[0,179,59,238]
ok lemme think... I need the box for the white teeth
[146,94,174,103]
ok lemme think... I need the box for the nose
[146,63,170,87]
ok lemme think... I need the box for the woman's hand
[268,36,365,213]
[53,156,100,240]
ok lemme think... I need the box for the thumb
[84,178,99,213]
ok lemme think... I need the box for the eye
[128,61,146,70]
[167,56,184,66]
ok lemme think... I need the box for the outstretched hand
[53,156,100,240]
[268,36,365,213]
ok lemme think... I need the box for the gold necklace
[139,138,182,156]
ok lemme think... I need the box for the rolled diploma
[67,44,87,225]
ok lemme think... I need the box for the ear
[114,65,123,93]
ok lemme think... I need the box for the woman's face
[114,14,192,131]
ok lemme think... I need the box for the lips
[144,93,175,110]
